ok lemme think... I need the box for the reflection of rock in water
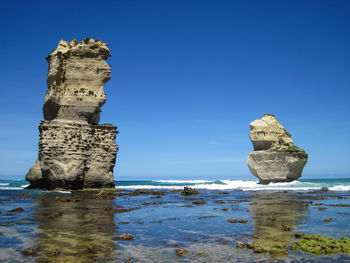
[248,192,309,253]
[34,193,116,262]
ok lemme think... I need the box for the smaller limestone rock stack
[246,114,308,184]
[26,38,118,190]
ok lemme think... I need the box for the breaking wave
[0,178,349,192]
[115,178,350,192]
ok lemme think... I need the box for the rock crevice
[26,38,118,190]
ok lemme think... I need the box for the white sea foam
[0,187,24,190]
[116,180,312,191]
[116,179,350,192]
[0,179,348,192]
[186,180,320,191]
[116,185,185,190]
[152,180,215,184]
[329,185,350,191]
[56,190,71,194]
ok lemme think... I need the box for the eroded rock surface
[26,38,118,190]
[43,38,111,124]
[246,114,307,184]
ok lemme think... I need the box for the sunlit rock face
[246,114,308,184]
[26,38,118,190]
[43,38,111,124]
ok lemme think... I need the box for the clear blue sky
[0,0,349,180]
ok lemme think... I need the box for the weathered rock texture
[26,38,118,190]
[246,114,307,184]
[44,38,111,124]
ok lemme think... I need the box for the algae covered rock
[181,186,199,196]
[176,249,188,257]
[292,233,350,255]
[246,114,308,184]
[116,233,135,241]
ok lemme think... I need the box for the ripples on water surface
[0,178,350,262]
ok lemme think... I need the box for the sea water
[1,178,350,191]
[0,178,350,262]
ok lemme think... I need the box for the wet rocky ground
[1,188,350,262]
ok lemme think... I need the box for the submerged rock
[22,248,37,256]
[227,218,248,224]
[116,233,135,241]
[129,189,166,196]
[246,114,308,184]
[176,249,188,257]
[198,251,205,257]
[9,207,24,212]
[26,38,118,190]
[181,186,199,196]
[192,200,206,205]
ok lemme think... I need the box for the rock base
[247,151,308,184]
[26,120,118,190]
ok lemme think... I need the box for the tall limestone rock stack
[246,114,307,184]
[26,38,118,190]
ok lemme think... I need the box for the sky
[0,0,349,180]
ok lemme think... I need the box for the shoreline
[1,183,350,262]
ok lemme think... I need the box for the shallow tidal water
[1,180,350,262]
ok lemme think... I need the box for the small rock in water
[268,216,276,221]
[49,248,61,256]
[228,218,248,224]
[197,216,216,220]
[192,200,206,205]
[176,249,188,257]
[236,242,246,248]
[282,224,291,231]
[130,189,165,196]
[21,248,37,256]
[47,212,63,219]
[116,233,135,241]
[295,233,305,238]
[181,186,199,196]
[198,251,205,256]
[9,207,24,212]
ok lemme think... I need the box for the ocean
[2,178,350,191]
[1,178,350,262]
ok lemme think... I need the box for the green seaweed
[292,233,350,255]
[287,145,302,152]
[198,251,205,256]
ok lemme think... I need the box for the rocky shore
[2,187,350,262]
